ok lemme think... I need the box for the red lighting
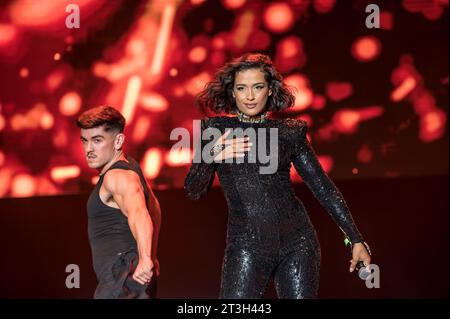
[222,0,246,10]
[188,46,207,63]
[263,3,295,33]
[59,92,82,116]
[326,82,353,102]
[351,36,382,62]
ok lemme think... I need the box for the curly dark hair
[196,53,295,114]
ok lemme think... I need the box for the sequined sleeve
[184,118,217,200]
[290,120,364,244]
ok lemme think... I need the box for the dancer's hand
[213,129,252,161]
[349,243,371,272]
[133,257,154,285]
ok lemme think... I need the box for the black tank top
[87,156,149,276]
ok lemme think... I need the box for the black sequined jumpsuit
[184,116,364,299]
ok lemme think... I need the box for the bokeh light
[0,0,447,198]
[59,92,82,116]
[351,36,382,62]
[263,3,295,33]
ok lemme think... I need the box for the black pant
[220,241,321,299]
[94,250,157,299]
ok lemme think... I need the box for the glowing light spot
[285,74,307,89]
[142,148,162,180]
[149,3,176,77]
[313,0,336,14]
[139,92,169,112]
[10,103,51,131]
[132,116,151,144]
[352,168,359,175]
[222,0,246,9]
[10,115,25,131]
[212,36,226,49]
[19,67,29,78]
[420,109,447,142]
[263,3,294,33]
[173,86,185,97]
[53,130,68,148]
[53,52,61,61]
[166,148,192,167]
[11,173,36,197]
[424,111,443,132]
[189,46,207,63]
[333,110,361,134]
[59,92,82,116]
[380,11,393,30]
[122,75,142,123]
[126,39,146,57]
[233,11,255,48]
[359,106,384,120]
[0,114,5,131]
[51,166,81,182]
[423,4,444,20]
[351,36,382,62]
[326,82,353,101]
[295,90,314,111]
[279,36,301,58]
[10,0,70,27]
[403,0,424,13]
[169,68,178,77]
[391,76,417,102]
[46,70,65,92]
[312,95,326,110]
[35,177,58,196]
[403,0,445,21]
[0,24,17,46]
[65,35,74,45]
[40,112,54,129]
[284,74,313,111]
[275,36,305,72]
[185,72,212,96]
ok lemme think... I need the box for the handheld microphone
[344,237,372,280]
[356,261,371,280]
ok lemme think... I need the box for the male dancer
[77,105,161,298]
